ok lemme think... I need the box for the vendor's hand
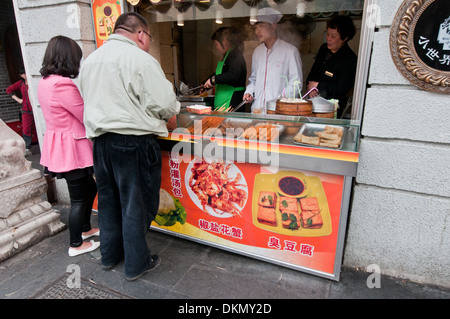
[307,81,319,98]
[204,79,213,89]
[243,93,253,103]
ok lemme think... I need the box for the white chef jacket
[245,39,303,113]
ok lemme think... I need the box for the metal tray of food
[200,118,252,137]
[237,122,285,142]
[293,123,346,149]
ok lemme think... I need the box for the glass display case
[175,111,360,153]
[155,111,361,281]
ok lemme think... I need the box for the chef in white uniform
[243,8,303,114]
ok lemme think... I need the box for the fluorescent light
[250,7,257,24]
[216,9,223,24]
[297,0,306,17]
[177,12,184,26]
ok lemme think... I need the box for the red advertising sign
[152,151,346,277]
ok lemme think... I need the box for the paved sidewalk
[0,203,449,300]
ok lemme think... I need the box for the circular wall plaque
[390,0,450,93]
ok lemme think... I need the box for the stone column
[0,120,65,261]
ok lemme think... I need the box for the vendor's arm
[202,72,215,89]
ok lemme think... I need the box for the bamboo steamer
[274,100,312,135]
[275,100,312,116]
[313,112,335,118]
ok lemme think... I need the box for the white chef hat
[256,7,283,24]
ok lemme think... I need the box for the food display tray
[293,123,347,150]
[236,122,285,141]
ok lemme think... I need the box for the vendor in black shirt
[203,27,247,111]
[306,15,357,118]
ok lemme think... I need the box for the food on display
[257,206,277,226]
[280,196,300,230]
[240,123,281,141]
[189,158,247,217]
[281,210,301,230]
[294,134,320,146]
[155,189,187,226]
[294,125,345,149]
[187,116,224,135]
[278,176,305,196]
[279,196,297,211]
[186,105,211,114]
[252,170,330,236]
[299,197,323,229]
[258,191,277,208]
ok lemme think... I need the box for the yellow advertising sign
[91,0,122,47]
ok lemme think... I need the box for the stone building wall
[343,0,450,288]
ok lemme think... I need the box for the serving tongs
[181,85,204,95]
[230,99,247,112]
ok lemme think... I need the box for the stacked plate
[311,98,336,113]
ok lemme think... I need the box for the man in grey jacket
[80,12,180,281]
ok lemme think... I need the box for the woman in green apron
[203,27,247,111]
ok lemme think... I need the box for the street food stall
[154,109,359,280]
[110,0,371,280]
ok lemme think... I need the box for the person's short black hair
[327,15,356,42]
[40,36,82,78]
[113,12,148,34]
[211,26,244,52]
[19,67,25,75]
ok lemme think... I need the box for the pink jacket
[38,75,93,173]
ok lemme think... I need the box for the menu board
[90,0,123,47]
[151,151,347,278]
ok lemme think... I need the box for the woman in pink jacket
[38,36,99,257]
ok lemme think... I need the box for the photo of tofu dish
[253,170,330,236]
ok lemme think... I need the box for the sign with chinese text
[391,0,450,93]
[151,151,348,280]
[413,0,450,72]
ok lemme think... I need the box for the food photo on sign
[151,151,346,276]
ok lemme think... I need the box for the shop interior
[134,0,365,118]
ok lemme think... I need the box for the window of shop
[130,0,374,121]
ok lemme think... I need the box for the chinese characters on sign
[267,236,314,257]
[169,153,183,198]
[418,35,450,65]
[413,0,450,72]
[198,218,243,239]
